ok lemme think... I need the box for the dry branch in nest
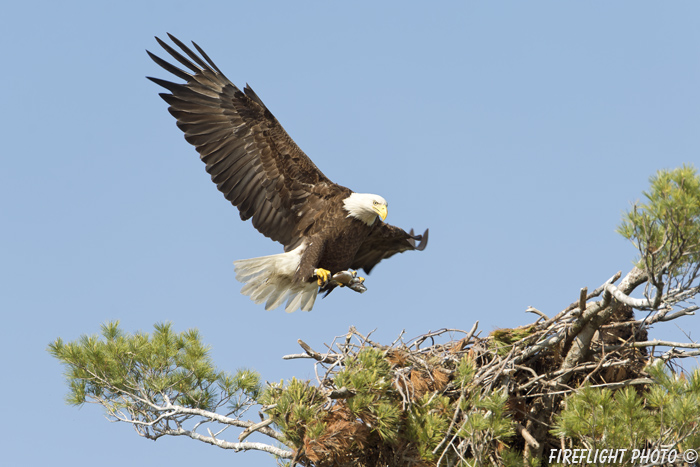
[277,267,698,467]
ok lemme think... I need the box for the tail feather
[251,282,277,303]
[286,293,304,313]
[233,247,317,312]
[299,287,317,312]
[234,259,274,282]
[265,287,289,311]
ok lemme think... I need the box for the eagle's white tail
[233,246,317,312]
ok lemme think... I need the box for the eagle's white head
[343,192,388,226]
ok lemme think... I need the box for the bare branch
[605,283,656,309]
[296,339,339,364]
[516,423,540,450]
[526,307,549,320]
[238,418,274,442]
[161,404,287,443]
[578,287,588,314]
[166,426,293,458]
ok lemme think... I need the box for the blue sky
[3,2,699,466]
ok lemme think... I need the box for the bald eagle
[147,34,428,312]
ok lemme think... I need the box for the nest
[279,280,669,466]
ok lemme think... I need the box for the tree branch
[160,404,287,443]
[238,418,275,442]
[166,426,293,458]
[604,283,656,309]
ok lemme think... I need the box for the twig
[294,339,339,364]
[516,423,540,450]
[578,287,588,313]
[526,307,549,320]
[238,418,274,442]
[327,386,356,399]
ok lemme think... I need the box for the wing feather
[351,224,429,274]
[146,51,192,81]
[148,34,346,248]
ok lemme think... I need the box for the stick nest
[272,275,698,467]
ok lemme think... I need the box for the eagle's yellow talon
[314,268,331,286]
[358,277,365,283]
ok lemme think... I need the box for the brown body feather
[148,34,427,305]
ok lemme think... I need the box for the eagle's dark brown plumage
[148,34,428,312]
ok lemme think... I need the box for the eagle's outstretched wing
[147,34,346,251]
[318,225,428,296]
[351,225,429,274]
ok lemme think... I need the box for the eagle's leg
[314,268,332,286]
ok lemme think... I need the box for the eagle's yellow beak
[374,204,388,221]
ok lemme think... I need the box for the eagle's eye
[373,200,378,205]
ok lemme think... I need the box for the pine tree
[51,165,700,466]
